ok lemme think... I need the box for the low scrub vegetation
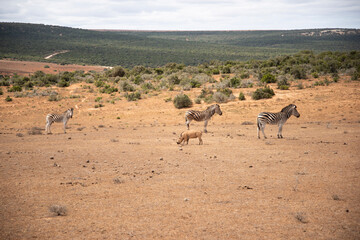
[252,86,275,100]
[1,50,359,107]
[173,94,192,109]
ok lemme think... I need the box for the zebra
[185,104,222,133]
[257,104,300,139]
[45,108,74,134]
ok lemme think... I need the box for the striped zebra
[45,108,74,134]
[257,104,300,139]
[185,104,222,133]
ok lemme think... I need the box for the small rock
[159,157,163,160]
[184,198,190,202]
[50,156,54,159]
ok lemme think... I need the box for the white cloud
[0,0,359,30]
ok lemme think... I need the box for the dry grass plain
[0,61,359,239]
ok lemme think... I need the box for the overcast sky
[1,0,359,30]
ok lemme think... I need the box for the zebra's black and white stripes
[45,108,74,134]
[257,104,300,139]
[185,104,222,133]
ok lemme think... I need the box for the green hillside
[0,23,359,67]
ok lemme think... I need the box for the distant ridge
[1,22,359,67]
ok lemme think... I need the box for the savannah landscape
[0,59,359,239]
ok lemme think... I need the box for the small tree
[252,86,275,100]
[173,94,192,109]
[261,73,277,83]
[238,92,246,101]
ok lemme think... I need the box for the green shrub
[5,96,12,102]
[238,92,245,101]
[312,72,319,78]
[95,80,105,88]
[95,97,102,102]
[195,98,202,104]
[190,79,201,88]
[212,69,220,75]
[0,80,10,86]
[230,77,241,88]
[0,88,3,95]
[44,65,50,68]
[94,103,104,108]
[252,86,275,100]
[110,66,126,77]
[261,73,277,83]
[8,85,22,92]
[57,80,69,87]
[125,91,141,101]
[291,66,307,79]
[100,85,118,94]
[212,92,228,103]
[216,87,232,97]
[119,80,135,92]
[351,71,359,81]
[240,72,250,79]
[296,82,304,89]
[278,85,289,90]
[141,82,154,91]
[48,95,60,101]
[173,94,192,109]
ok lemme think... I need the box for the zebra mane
[281,104,295,113]
[206,104,218,115]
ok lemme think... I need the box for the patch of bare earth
[0,76,359,239]
[0,59,107,76]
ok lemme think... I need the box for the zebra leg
[185,118,191,130]
[47,123,52,134]
[204,120,208,133]
[278,124,284,138]
[63,120,68,133]
[260,123,267,139]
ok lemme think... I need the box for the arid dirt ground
[0,61,359,239]
[0,60,107,76]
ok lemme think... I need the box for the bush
[238,92,246,101]
[195,98,202,104]
[312,72,319,78]
[277,76,290,90]
[57,80,69,87]
[252,86,275,100]
[8,85,22,92]
[291,66,307,79]
[5,96,12,102]
[212,92,228,103]
[48,95,61,101]
[119,80,135,92]
[49,205,67,216]
[173,94,192,109]
[261,73,277,83]
[0,88,3,95]
[110,66,126,77]
[100,85,118,94]
[278,85,289,90]
[125,91,141,101]
[230,77,241,88]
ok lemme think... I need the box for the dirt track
[0,75,359,239]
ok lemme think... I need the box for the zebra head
[67,108,74,118]
[213,104,222,116]
[282,104,300,118]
